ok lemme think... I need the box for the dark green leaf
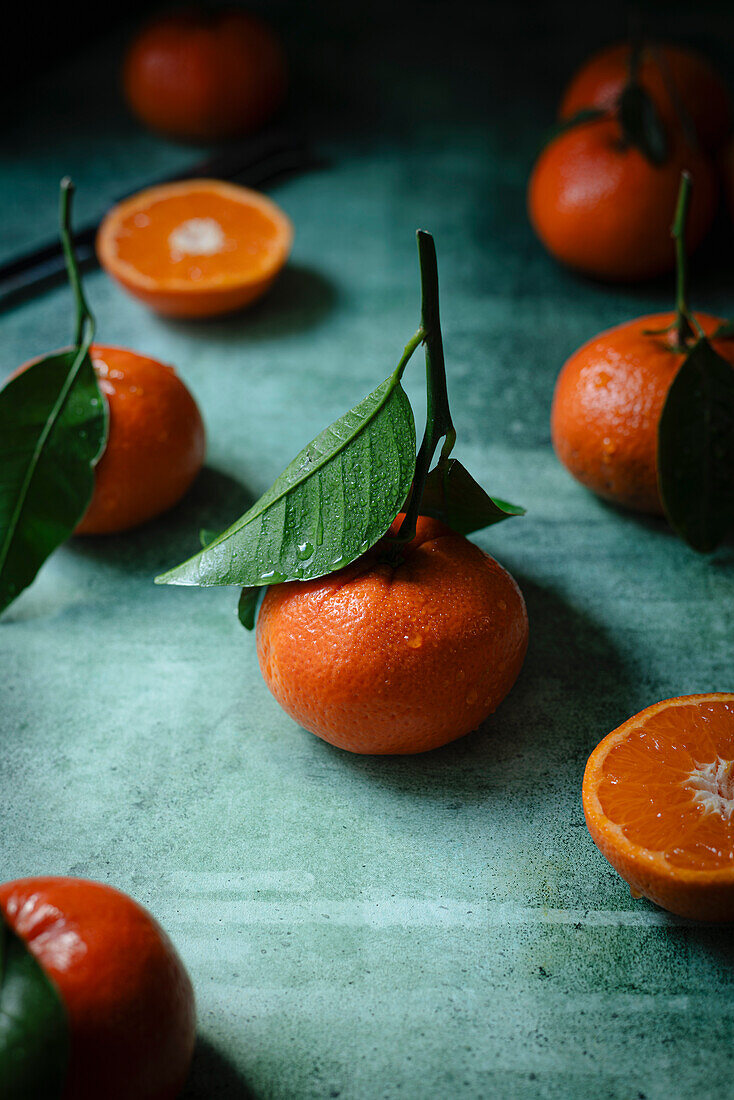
[156,371,416,588]
[618,82,668,165]
[711,320,734,340]
[237,587,261,630]
[421,459,525,535]
[0,349,108,615]
[199,529,220,548]
[658,337,734,552]
[543,107,608,148]
[0,911,68,1098]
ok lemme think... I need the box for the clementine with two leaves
[256,513,528,755]
[97,180,293,318]
[583,694,734,922]
[0,876,196,1099]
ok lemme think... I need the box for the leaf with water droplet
[658,336,734,551]
[156,370,416,589]
[420,459,524,535]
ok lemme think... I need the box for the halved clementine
[583,694,734,921]
[97,179,293,318]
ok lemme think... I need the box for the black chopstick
[0,131,320,313]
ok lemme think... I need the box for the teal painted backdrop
[2,2,733,1097]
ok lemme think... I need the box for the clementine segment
[123,8,287,142]
[256,514,528,754]
[583,694,734,921]
[550,312,734,514]
[528,119,717,281]
[74,345,205,534]
[0,876,196,1099]
[561,42,732,153]
[97,180,293,318]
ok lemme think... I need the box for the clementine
[583,693,734,922]
[97,180,293,318]
[123,7,287,142]
[561,42,732,154]
[0,876,196,1098]
[528,118,717,281]
[550,311,733,514]
[256,514,528,755]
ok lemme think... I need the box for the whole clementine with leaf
[97,179,293,318]
[256,513,528,754]
[157,232,527,753]
[0,876,195,1098]
[583,693,734,922]
[551,172,734,551]
[561,41,732,154]
[123,7,287,142]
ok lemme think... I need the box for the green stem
[394,230,456,544]
[671,171,696,350]
[59,178,95,350]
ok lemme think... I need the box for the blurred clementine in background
[123,7,287,142]
[97,179,293,318]
[561,42,732,153]
[256,514,529,755]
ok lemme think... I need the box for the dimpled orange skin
[74,345,205,534]
[0,876,196,1100]
[560,43,732,154]
[551,312,734,514]
[123,8,287,142]
[527,119,717,281]
[256,515,529,755]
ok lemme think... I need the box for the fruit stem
[394,231,456,543]
[671,171,696,351]
[59,178,95,350]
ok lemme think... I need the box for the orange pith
[97,180,293,318]
[583,694,734,921]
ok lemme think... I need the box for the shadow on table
[159,264,339,344]
[311,572,636,803]
[664,919,734,968]
[181,1037,256,1100]
[71,466,256,579]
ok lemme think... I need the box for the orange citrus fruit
[560,42,732,154]
[123,7,287,142]
[528,119,717,281]
[0,875,196,1099]
[583,694,734,922]
[550,311,733,514]
[256,514,529,754]
[97,180,293,318]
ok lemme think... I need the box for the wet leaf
[421,459,525,535]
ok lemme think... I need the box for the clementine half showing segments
[550,312,733,515]
[583,694,734,921]
[97,180,293,318]
[123,7,287,142]
[256,514,529,755]
[560,42,732,154]
[0,876,196,1099]
[528,119,717,282]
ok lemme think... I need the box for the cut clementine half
[97,179,293,318]
[583,694,734,921]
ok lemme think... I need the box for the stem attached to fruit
[394,230,456,544]
[59,177,95,350]
[671,171,697,350]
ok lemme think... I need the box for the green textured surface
[2,3,734,1098]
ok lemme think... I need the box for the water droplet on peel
[498,600,507,611]
[466,689,478,705]
[406,634,423,649]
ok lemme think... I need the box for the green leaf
[237,587,261,630]
[0,911,68,1098]
[658,337,734,552]
[0,348,107,615]
[618,82,668,165]
[421,459,525,535]
[156,371,416,588]
[543,107,608,147]
[711,320,734,340]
